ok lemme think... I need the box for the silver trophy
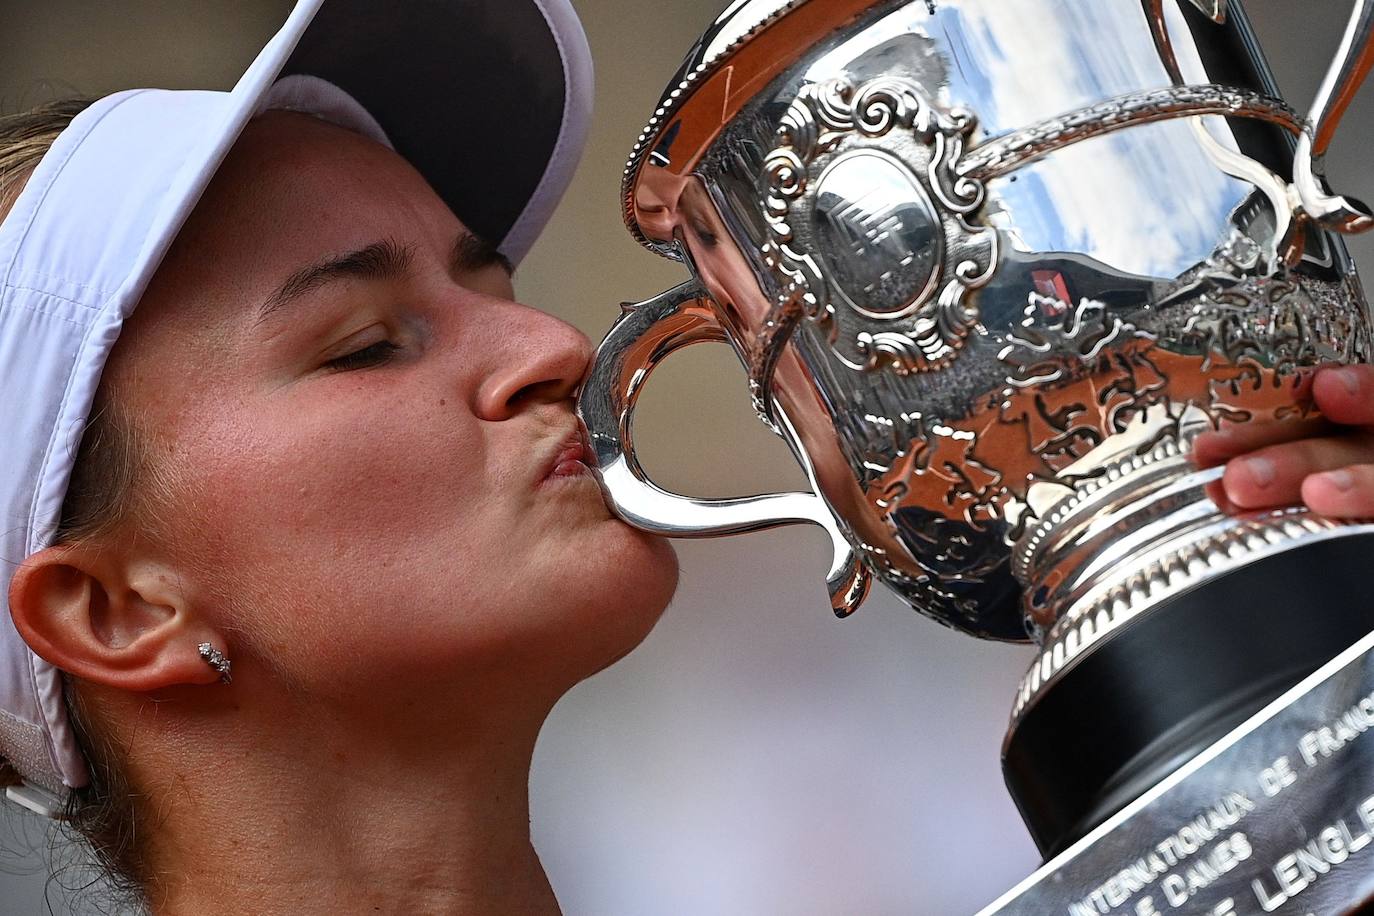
[579,0,1374,911]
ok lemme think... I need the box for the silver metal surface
[575,0,1374,903]
[619,0,813,256]
[981,629,1374,914]
[579,279,872,614]
[1294,0,1374,233]
[576,1,1374,905]
[757,75,999,386]
[582,0,1374,638]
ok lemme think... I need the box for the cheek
[166,386,498,624]
[147,376,679,689]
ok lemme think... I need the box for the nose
[474,302,594,421]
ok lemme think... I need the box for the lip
[540,425,595,484]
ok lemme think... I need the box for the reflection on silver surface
[982,629,1374,914]
[1295,0,1374,233]
[813,150,945,319]
[759,76,998,388]
[586,0,1374,637]
[579,0,1374,903]
[579,280,873,614]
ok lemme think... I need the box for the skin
[1194,364,1374,517]
[4,107,1372,914]
[8,111,677,915]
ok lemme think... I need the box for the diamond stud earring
[197,642,232,685]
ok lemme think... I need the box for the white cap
[0,0,593,815]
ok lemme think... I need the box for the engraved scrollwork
[753,76,999,410]
[996,295,1167,474]
[999,295,1155,391]
[1163,275,1374,374]
[611,0,1374,650]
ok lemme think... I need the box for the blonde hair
[0,99,90,214]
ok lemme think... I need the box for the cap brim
[281,0,593,263]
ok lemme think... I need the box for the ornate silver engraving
[758,77,999,391]
[591,3,1374,899]
[793,261,1366,638]
[1010,425,1203,590]
[1002,338,1373,723]
[812,151,946,319]
[1159,273,1374,373]
[1000,295,1158,399]
[993,296,1173,483]
[598,0,1374,647]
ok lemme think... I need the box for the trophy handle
[1294,0,1374,233]
[578,279,871,617]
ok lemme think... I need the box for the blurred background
[2,0,1372,913]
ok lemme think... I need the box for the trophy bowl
[578,0,1374,900]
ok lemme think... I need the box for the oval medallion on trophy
[812,150,944,319]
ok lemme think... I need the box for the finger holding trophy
[1196,362,1374,516]
[579,0,1374,911]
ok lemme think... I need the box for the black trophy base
[1003,531,1374,858]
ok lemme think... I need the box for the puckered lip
[540,424,594,483]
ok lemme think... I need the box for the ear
[8,545,226,691]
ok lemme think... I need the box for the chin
[596,523,679,617]
[548,526,679,679]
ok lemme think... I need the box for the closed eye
[323,340,401,373]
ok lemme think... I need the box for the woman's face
[103,111,678,716]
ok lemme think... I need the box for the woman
[0,1,673,912]
[1,3,1371,915]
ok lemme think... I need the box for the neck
[105,679,563,916]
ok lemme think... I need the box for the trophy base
[1003,529,1374,857]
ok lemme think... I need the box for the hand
[1193,365,1374,517]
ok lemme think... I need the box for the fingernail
[1244,456,1275,488]
[1336,367,1362,396]
[1320,469,1356,492]
[1208,487,1235,514]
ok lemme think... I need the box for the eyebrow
[256,232,513,326]
[451,232,514,281]
[257,238,413,326]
